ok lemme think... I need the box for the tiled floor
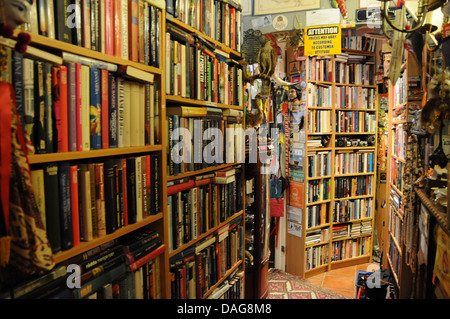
[306,263,380,299]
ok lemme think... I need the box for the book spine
[129,0,139,62]
[70,165,80,247]
[108,74,118,148]
[101,69,109,149]
[81,65,90,151]
[89,67,101,150]
[105,0,114,55]
[44,164,62,253]
[23,58,35,155]
[66,63,77,152]
[58,162,74,251]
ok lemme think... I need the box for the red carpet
[268,268,349,299]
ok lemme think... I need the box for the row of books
[389,206,403,247]
[167,0,242,52]
[389,237,401,278]
[390,158,404,193]
[341,34,377,52]
[167,166,244,251]
[166,107,244,176]
[166,25,243,106]
[307,110,331,133]
[0,231,166,299]
[392,75,408,107]
[306,179,331,204]
[334,60,375,86]
[207,269,244,299]
[334,175,374,199]
[31,154,160,253]
[306,83,332,108]
[331,236,371,262]
[335,86,377,110]
[14,54,159,156]
[332,221,372,239]
[305,244,329,271]
[335,111,377,133]
[306,228,330,246]
[334,151,375,175]
[392,125,407,159]
[306,202,330,228]
[169,216,244,299]
[23,0,162,67]
[333,198,374,222]
[307,151,332,178]
[390,188,404,216]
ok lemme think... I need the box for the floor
[306,262,380,299]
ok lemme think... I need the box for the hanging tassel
[0,236,11,267]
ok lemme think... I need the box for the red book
[128,0,139,62]
[145,154,151,216]
[195,178,212,187]
[127,244,166,271]
[113,0,122,58]
[70,165,80,247]
[101,69,109,149]
[167,180,195,196]
[105,0,114,56]
[75,63,83,151]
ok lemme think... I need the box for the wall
[242,0,362,34]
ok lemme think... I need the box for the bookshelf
[163,0,245,299]
[286,46,378,278]
[0,0,245,300]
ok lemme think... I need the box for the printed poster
[289,181,304,208]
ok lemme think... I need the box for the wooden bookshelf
[163,8,246,299]
[286,48,378,278]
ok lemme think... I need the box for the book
[62,52,118,72]
[90,67,101,150]
[104,159,118,234]
[128,0,139,62]
[54,0,73,43]
[66,62,77,152]
[81,65,90,150]
[70,165,80,247]
[23,58,35,155]
[79,165,93,241]
[117,65,155,83]
[101,69,110,149]
[44,164,61,253]
[58,162,74,251]
[127,244,166,272]
[108,73,118,148]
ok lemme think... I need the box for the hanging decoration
[0,0,54,279]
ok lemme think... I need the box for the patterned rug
[267,268,349,299]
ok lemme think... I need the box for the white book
[129,82,141,147]
[80,168,93,242]
[46,0,55,39]
[139,83,146,146]
[81,65,90,151]
[121,0,129,60]
[123,80,131,147]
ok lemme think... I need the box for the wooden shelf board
[167,163,241,181]
[28,145,163,164]
[169,210,244,257]
[53,213,164,264]
[166,95,244,110]
[20,32,163,75]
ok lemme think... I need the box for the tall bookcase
[383,50,421,298]
[0,0,245,300]
[286,47,378,278]
[163,0,245,299]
